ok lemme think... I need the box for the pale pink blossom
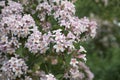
[69,68,85,79]
[77,54,87,62]
[1,0,23,16]
[25,30,52,54]
[53,43,65,52]
[46,74,56,80]
[70,58,79,67]
[1,57,28,79]
[78,46,87,53]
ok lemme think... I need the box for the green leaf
[56,74,63,79]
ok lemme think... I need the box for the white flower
[46,74,56,80]
[67,31,76,40]
[36,1,52,21]
[69,68,85,79]
[40,73,57,80]
[0,1,5,7]
[70,58,79,67]
[77,54,87,62]
[53,43,64,52]
[64,40,75,50]
[25,76,32,80]
[61,1,75,14]
[78,46,87,53]
[89,21,97,38]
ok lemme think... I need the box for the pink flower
[70,58,79,67]
[1,57,28,79]
[53,43,65,52]
[77,54,87,62]
[78,46,87,53]
[67,31,76,40]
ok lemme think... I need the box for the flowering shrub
[0,0,97,80]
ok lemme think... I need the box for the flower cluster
[52,1,97,39]
[37,0,97,38]
[1,57,28,79]
[0,36,20,54]
[39,71,56,80]
[69,68,85,80]
[52,29,75,53]
[0,1,34,79]
[0,0,36,54]
[64,58,94,80]
[25,30,52,54]
[1,0,23,17]
[1,11,35,38]
[25,29,77,54]
[0,0,97,80]
[37,1,52,21]
[64,45,92,80]
[34,0,97,55]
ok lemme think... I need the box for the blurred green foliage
[75,0,120,80]
[75,0,120,20]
